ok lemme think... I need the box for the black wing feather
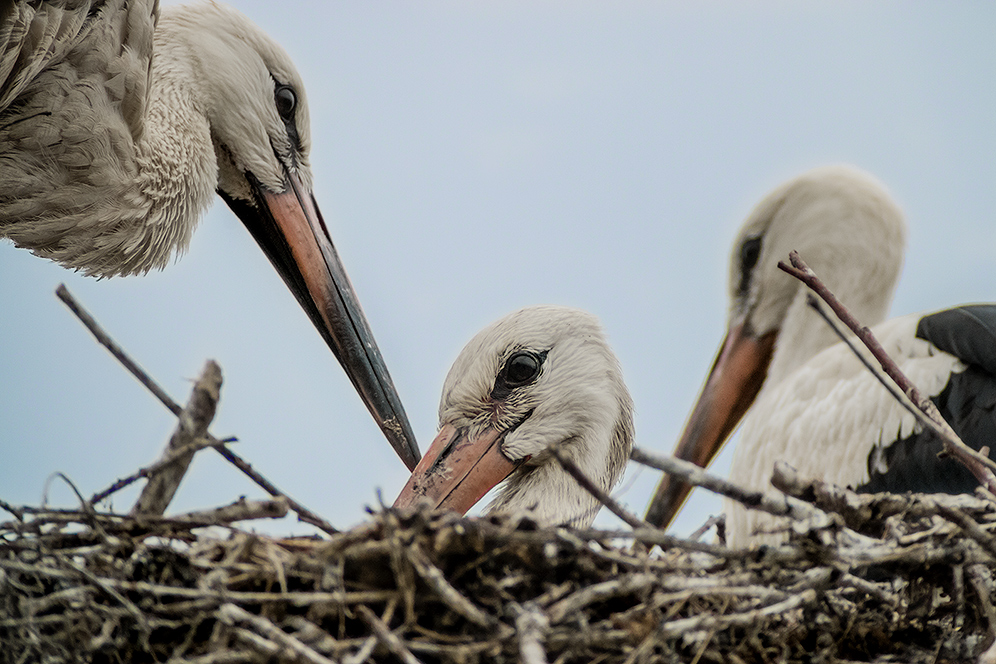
[916,304,996,374]
[858,304,996,494]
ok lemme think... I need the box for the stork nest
[3,482,996,664]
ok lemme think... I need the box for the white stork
[393,305,634,528]
[644,165,996,545]
[0,1,419,469]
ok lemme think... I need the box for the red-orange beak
[393,423,521,515]
[644,323,776,529]
[221,171,420,471]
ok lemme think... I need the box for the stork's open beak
[393,423,519,515]
[220,172,421,471]
[644,323,776,529]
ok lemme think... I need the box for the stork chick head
[395,305,634,528]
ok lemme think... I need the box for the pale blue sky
[2,2,994,535]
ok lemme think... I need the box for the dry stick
[91,435,235,505]
[547,444,650,529]
[405,545,495,629]
[657,588,817,638]
[630,447,819,524]
[355,605,424,664]
[778,252,996,492]
[546,573,657,624]
[218,603,340,664]
[132,360,223,516]
[513,602,551,664]
[168,497,289,525]
[55,284,339,535]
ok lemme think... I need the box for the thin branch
[218,603,340,664]
[56,284,339,535]
[90,435,237,506]
[804,294,933,430]
[630,447,819,524]
[513,602,551,664]
[405,545,495,629]
[356,605,424,664]
[548,444,650,529]
[166,497,289,526]
[778,252,996,492]
[57,284,182,415]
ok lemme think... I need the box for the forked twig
[777,252,996,494]
[55,284,339,535]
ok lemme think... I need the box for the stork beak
[220,172,421,471]
[393,423,519,515]
[644,323,777,529]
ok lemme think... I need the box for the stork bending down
[644,165,996,544]
[394,305,634,528]
[0,1,419,468]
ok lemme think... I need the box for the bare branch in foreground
[132,360,223,516]
[90,435,236,506]
[778,252,996,494]
[56,284,338,535]
[630,447,821,525]
[513,602,551,664]
[166,497,289,526]
[548,444,650,529]
[356,605,424,664]
[218,603,339,664]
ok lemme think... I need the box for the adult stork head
[645,165,907,528]
[161,4,421,469]
[394,306,634,528]
[2,2,420,468]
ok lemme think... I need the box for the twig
[405,545,495,629]
[688,515,725,543]
[546,573,656,624]
[0,499,25,520]
[804,294,938,432]
[356,605,424,664]
[166,497,289,525]
[630,447,820,524]
[90,435,237,506]
[778,252,996,492]
[513,602,550,664]
[133,360,223,516]
[548,443,650,529]
[57,284,182,415]
[217,603,341,664]
[56,284,338,535]
[211,445,339,535]
[658,589,817,638]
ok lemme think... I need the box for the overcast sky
[2,1,994,537]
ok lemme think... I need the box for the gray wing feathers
[0,0,160,275]
[0,1,92,111]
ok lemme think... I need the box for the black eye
[740,236,762,273]
[505,352,541,386]
[738,236,762,294]
[275,86,297,121]
[490,350,547,400]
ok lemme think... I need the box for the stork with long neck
[394,306,634,528]
[0,1,419,469]
[645,165,996,545]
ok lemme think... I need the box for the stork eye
[505,351,542,386]
[738,236,762,294]
[490,350,547,400]
[275,85,297,121]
